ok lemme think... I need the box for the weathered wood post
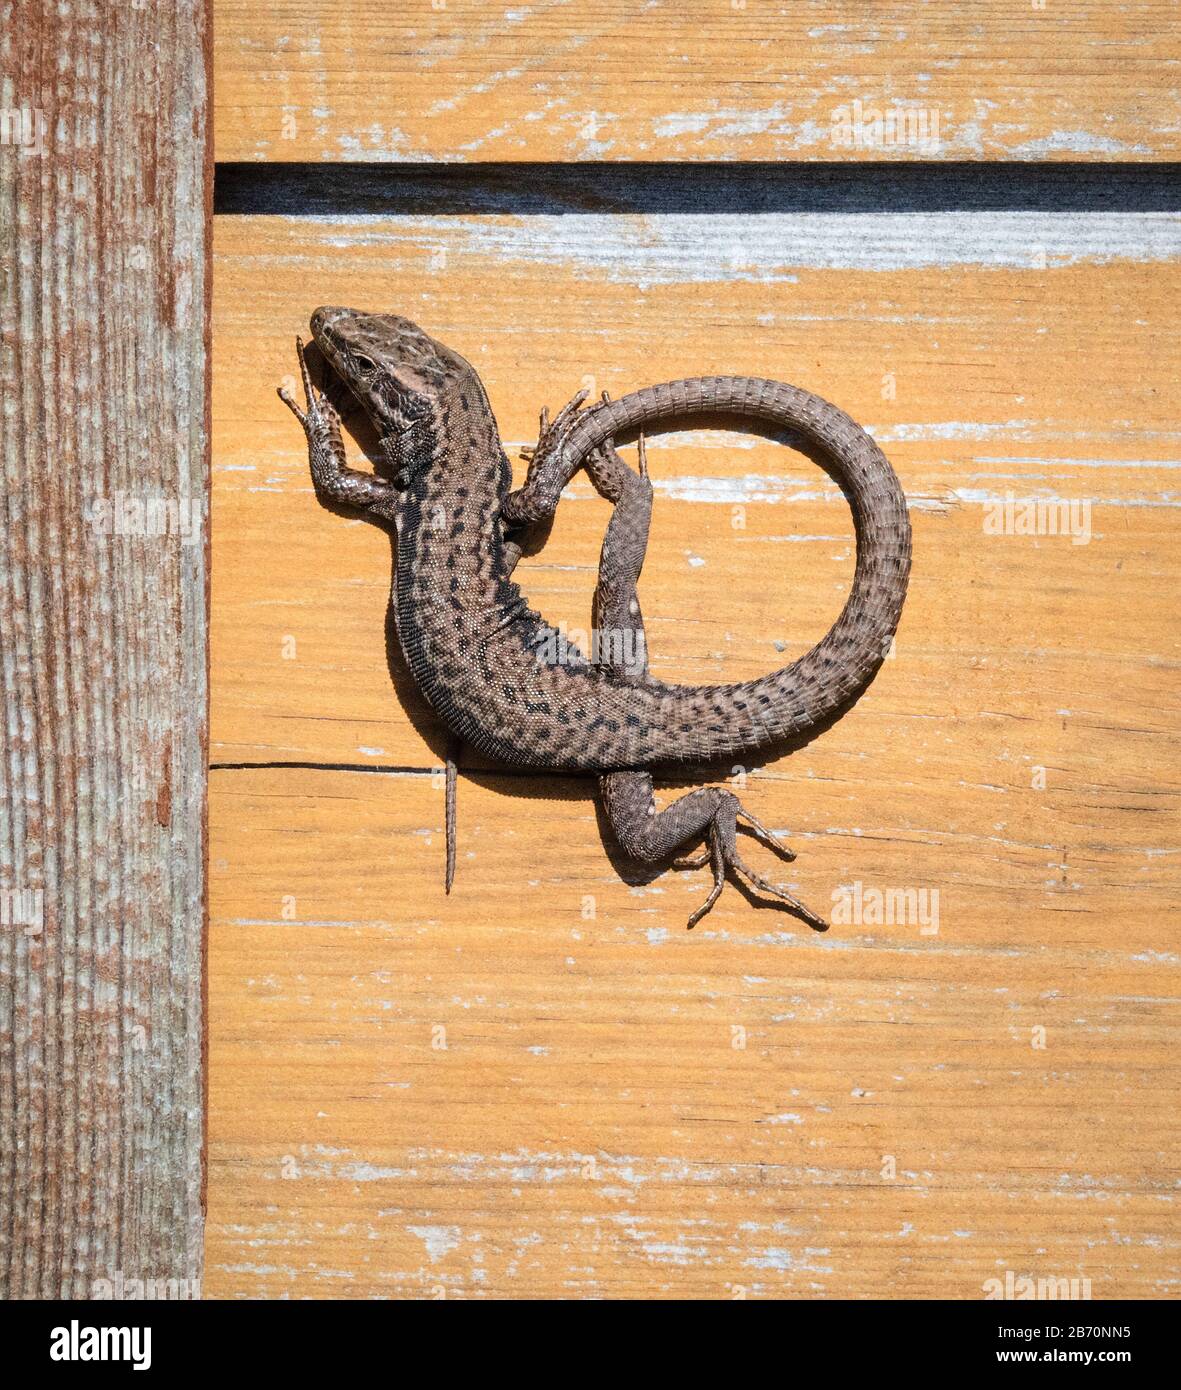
[0,1,209,1298]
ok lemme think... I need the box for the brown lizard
[279,309,911,929]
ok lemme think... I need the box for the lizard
[278,308,912,929]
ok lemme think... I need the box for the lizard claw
[550,387,589,433]
[519,389,589,464]
[279,334,341,440]
[686,833,727,929]
[727,845,827,931]
[677,793,823,932]
[278,334,315,421]
[735,805,797,862]
[277,385,306,424]
[684,825,826,932]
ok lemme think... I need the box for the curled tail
[560,378,911,764]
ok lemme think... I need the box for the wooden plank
[212,212,1181,772]
[208,211,1180,1297]
[0,3,209,1298]
[208,767,1179,1299]
[213,0,1181,164]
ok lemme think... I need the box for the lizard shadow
[307,352,891,903]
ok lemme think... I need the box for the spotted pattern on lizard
[279,308,912,928]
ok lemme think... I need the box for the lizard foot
[600,776,826,933]
[684,797,826,932]
[278,334,399,513]
[502,387,590,526]
[517,388,589,464]
[585,423,648,504]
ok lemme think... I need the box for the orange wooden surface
[214,0,1181,164]
[207,211,1181,1297]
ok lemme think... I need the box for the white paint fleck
[745,1247,796,1270]
[872,420,1035,443]
[1012,131,1151,158]
[407,1225,461,1262]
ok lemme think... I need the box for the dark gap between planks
[215,161,1181,216]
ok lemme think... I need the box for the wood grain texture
[214,0,1181,164]
[208,211,1180,1297]
[0,2,209,1298]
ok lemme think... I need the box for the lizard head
[309,306,474,436]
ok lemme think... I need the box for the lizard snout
[310,305,354,339]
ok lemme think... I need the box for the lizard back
[394,373,910,772]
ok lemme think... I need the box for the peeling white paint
[1012,131,1152,158]
[872,420,1036,442]
[407,1224,462,1262]
[651,475,839,504]
[302,212,1181,280]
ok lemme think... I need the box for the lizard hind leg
[588,432,825,932]
[601,777,827,932]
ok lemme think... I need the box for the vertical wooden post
[0,1,209,1297]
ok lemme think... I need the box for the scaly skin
[280,308,912,928]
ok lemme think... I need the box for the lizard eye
[351,353,377,376]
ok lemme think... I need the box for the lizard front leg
[278,336,400,519]
[499,387,629,575]
[592,435,826,932]
[501,387,601,528]
[280,337,464,887]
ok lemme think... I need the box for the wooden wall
[208,4,1180,1298]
